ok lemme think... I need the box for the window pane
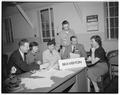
[114,2,118,7]
[46,30,50,37]
[110,7,115,17]
[115,28,118,38]
[110,18,115,27]
[109,2,115,6]
[110,28,114,38]
[115,7,118,16]
[52,30,55,37]
[115,18,118,27]
[42,30,46,37]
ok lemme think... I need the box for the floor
[90,76,118,93]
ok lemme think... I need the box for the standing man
[63,36,87,59]
[56,20,76,58]
[8,39,40,75]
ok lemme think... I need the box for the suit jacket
[63,44,87,59]
[8,49,40,75]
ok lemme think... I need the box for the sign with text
[58,57,86,70]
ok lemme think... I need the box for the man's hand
[11,66,17,74]
[36,60,42,65]
[30,70,36,73]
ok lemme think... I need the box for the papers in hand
[21,77,54,89]
[70,52,80,58]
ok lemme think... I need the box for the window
[104,2,118,40]
[40,8,55,42]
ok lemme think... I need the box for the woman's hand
[87,56,92,61]
[91,48,95,53]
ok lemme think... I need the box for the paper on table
[51,69,74,78]
[21,77,54,89]
[31,68,75,78]
[70,52,80,58]
[31,70,53,78]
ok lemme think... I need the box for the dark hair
[70,36,77,41]
[47,39,56,46]
[90,35,102,46]
[62,20,69,25]
[18,39,29,47]
[29,42,39,50]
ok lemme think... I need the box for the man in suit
[8,39,40,75]
[63,36,87,59]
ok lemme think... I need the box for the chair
[98,50,118,92]
[107,50,118,79]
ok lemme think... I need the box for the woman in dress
[87,35,108,92]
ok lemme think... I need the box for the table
[9,67,88,93]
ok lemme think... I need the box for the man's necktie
[72,46,76,53]
[24,54,27,62]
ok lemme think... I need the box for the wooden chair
[98,50,118,92]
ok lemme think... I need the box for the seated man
[26,41,41,65]
[63,36,87,59]
[8,39,40,75]
[42,39,61,70]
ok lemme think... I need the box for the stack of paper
[31,69,74,78]
[70,52,80,58]
[52,69,74,78]
[21,77,54,89]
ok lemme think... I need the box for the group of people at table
[7,20,108,92]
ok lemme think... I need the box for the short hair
[70,36,77,41]
[90,35,102,47]
[62,20,69,25]
[47,39,56,46]
[29,42,39,50]
[18,39,29,47]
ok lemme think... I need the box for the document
[21,69,75,89]
[51,69,74,78]
[31,68,74,78]
[31,70,52,78]
[21,77,54,89]
[70,52,80,58]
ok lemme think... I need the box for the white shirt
[19,49,24,61]
[43,49,61,65]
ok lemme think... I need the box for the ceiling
[2,2,56,16]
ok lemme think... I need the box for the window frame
[39,7,55,43]
[104,2,118,40]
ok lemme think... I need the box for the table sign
[59,57,86,70]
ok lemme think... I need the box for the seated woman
[87,35,108,92]
[42,39,61,70]
[26,42,41,65]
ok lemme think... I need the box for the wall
[53,2,118,52]
[3,2,118,58]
